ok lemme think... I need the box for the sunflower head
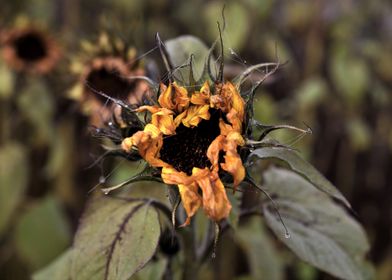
[69,33,150,126]
[0,25,61,74]
[96,34,283,226]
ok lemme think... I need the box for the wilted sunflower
[69,33,150,126]
[1,26,60,74]
[96,35,306,227]
[121,81,245,225]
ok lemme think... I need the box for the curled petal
[191,81,210,105]
[221,151,245,187]
[151,111,176,135]
[173,110,187,127]
[158,83,174,109]
[135,105,161,114]
[158,83,189,113]
[223,82,245,121]
[226,108,243,133]
[161,167,193,186]
[181,105,210,127]
[177,183,202,226]
[122,124,167,167]
[193,168,232,222]
[207,135,225,171]
[172,83,190,112]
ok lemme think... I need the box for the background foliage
[0,0,391,279]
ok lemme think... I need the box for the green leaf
[33,248,73,280]
[248,147,350,208]
[0,143,28,235]
[71,195,161,280]
[236,217,284,280]
[262,167,372,280]
[130,258,168,280]
[165,35,215,82]
[14,196,72,270]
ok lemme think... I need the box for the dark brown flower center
[160,109,221,175]
[13,32,47,61]
[86,66,135,103]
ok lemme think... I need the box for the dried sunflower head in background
[1,25,61,75]
[69,32,150,126]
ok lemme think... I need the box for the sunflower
[1,26,60,74]
[69,33,149,126]
[96,35,292,227]
[120,81,246,225]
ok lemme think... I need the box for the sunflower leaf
[32,248,73,280]
[71,195,161,280]
[248,146,350,208]
[262,167,373,280]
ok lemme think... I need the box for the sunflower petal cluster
[122,81,246,225]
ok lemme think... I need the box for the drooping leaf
[262,167,372,280]
[130,258,168,280]
[236,217,284,280]
[165,35,216,82]
[32,248,73,280]
[0,143,28,235]
[71,195,161,280]
[248,146,350,208]
[14,196,72,270]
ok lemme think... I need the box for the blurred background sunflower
[0,0,391,279]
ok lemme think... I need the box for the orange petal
[122,124,167,167]
[135,105,161,114]
[221,132,245,187]
[193,168,232,222]
[174,110,187,127]
[177,183,202,226]
[151,111,176,135]
[190,81,210,105]
[158,83,190,113]
[224,82,245,121]
[161,167,193,186]
[158,83,174,110]
[172,83,190,113]
[206,135,225,171]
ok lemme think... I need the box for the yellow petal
[181,105,210,127]
[144,123,161,138]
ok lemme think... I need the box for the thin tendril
[246,177,290,238]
